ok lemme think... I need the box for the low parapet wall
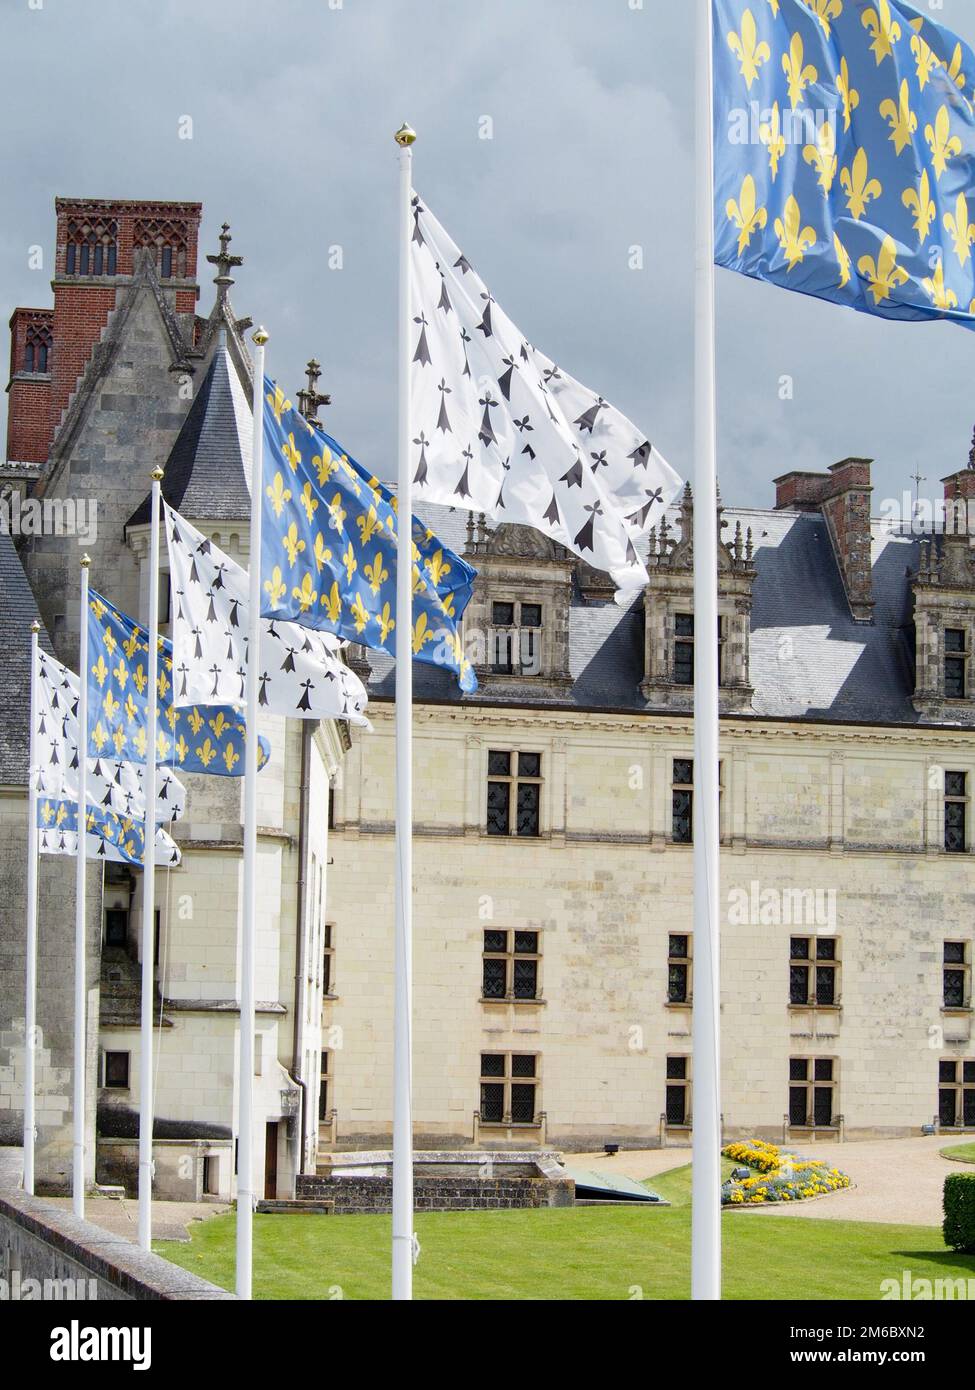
[298,1149,575,1214]
[0,1148,234,1301]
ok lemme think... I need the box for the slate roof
[114,351,932,730]
[0,533,54,785]
[127,345,252,527]
[360,503,929,728]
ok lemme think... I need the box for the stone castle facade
[1,193,974,1199]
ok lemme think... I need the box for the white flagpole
[73,554,91,1219]
[237,325,268,1300]
[392,120,417,1302]
[23,619,41,1195]
[691,0,722,1301]
[138,467,164,1251]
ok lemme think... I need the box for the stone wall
[324,703,975,1148]
[0,1150,232,1300]
[297,1172,574,1213]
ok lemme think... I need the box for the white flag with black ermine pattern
[408,192,682,598]
[34,647,186,823]
[164,503,370,727]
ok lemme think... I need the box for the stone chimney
[774,458,874,622]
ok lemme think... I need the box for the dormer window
[672,614,727,687]
[674,614,694,685]
[490,601,542,676]
[945,628,967,699]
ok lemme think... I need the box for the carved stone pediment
[488,523,560,562]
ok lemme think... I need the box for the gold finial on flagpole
[394,123,417,147]
[80,554,91,568]
[253,326,269,346]
[30,620,40,634]
[151,467,164,482]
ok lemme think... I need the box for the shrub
[943,1173,975,1253]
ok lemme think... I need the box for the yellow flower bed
[722,1138,851,1206]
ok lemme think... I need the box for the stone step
[256,1198,333,1216]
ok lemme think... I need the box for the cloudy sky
[2,0,974,514]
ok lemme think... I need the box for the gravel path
[573,1136,967,1226]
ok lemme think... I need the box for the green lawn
[941,1142,975,1164]
[158,1164,974,1300]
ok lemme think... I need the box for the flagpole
[138,468,164,1250]
[237,325,268,1300]
[392,119,417,1302]
[691,0,722,1301]
[23,620,41,1195]
[73,554,91,1220]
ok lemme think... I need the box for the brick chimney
[941,468,975,502]
[5,197,202,466]
[6,308,53,464]
[774,458,875,622]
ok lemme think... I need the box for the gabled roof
[127,345,252,527]
[359,503,927,728]
[0,534,54,785]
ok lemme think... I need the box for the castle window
[945,628,967,699]
[103,1051,130,1090]
[490,601,543,676]
[674,614,694,685]
[134,217,189,279]
[672,614,726,687]
[23,322,52,375]
[487,751,541,837]
[789,937,839,1007]
[322,923,335,997]
[945,771,967,853]
[65,217,118,277]
[789,1057,836,1128]
[939,1059,975,1129]
[666,1056,691,1126]
[479,1053,539,1125]
[944,941,970,1010]
[668,934,692,1004]
[672,759,694,843]
[318,1051,331,1123]
[481,929,540,1002]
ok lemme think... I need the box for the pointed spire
[206,223,243,299]
[968,424,975,470]
[296,359,331,426]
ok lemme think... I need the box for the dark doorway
[264,1122,279,1200]
[202,1155,216,1196]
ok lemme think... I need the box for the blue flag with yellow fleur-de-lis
[37,795,181,867]
[714,0,975,329]
[260,377,478,692]
[86,590,271,777]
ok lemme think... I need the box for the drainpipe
[289,722,313,1182]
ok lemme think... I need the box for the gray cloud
[2,0,974,515]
